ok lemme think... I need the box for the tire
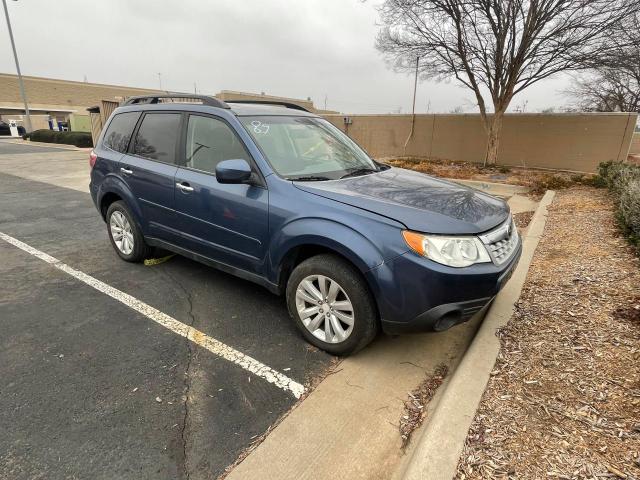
[286,254,378,356]
[106,200,151,263]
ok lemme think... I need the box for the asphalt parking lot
[0,140,538,480]
[0,141,332,479]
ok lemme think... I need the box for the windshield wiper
[288,175,332,181]
[339,168,378,179]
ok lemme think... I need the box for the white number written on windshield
[251,120,270,135]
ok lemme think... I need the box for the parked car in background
[0,121,26,136]
[89,95,521,355]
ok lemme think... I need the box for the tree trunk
[484,111,504,166]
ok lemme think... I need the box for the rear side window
[133,113,181,164]
[102,112,140,153]
[185,115,251,174]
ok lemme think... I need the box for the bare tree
[376,0,639,164]
[568,71,640,112]
[567,14,640,113]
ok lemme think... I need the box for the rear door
[173,113,269,273]
[119,112,182,240]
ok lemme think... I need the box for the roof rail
[123,94,230,109]
[225,100,311,113]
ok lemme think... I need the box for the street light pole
[2,0,32,132]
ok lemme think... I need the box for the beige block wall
[325,113,638,173]
[216,90,338,114]
[630,133,640,155]
[217,90,315,110]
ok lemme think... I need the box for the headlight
[402,230,492,267]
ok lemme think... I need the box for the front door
[173,114,269,273]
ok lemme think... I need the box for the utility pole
[410,56,419,116]
[404,56,420,150]
[324,94,328,110]
[158,72,163,90]
[2,0,32,132]
[194,82,197,95]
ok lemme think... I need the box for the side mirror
[216,159,253,184]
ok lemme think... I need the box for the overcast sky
[1,0,571,114]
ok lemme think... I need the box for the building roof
[227,102,317,117]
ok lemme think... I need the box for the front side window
[133,113,181,164]
[102,112,140,153]
[239,116,378,180]
[185,115,251,174]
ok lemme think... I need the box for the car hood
[293,167,509,235]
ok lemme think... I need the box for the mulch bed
[456,187,640,480]
[384,157,596,194]
[513,211,534,230]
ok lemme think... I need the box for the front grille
[479,216,519,265]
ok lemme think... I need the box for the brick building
[0,73,162,132]
[0,73,336,133]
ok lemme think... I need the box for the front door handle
[120,167,133,175]
[176,182,194,192]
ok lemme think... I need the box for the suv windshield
[240,116,379,180]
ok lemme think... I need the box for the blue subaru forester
[89,95,521,355]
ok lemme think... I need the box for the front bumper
[367,239,522,334]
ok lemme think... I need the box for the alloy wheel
[110,211,134,255]
[295,275,354,344]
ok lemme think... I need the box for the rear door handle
[176,182,194,192]
[120,167,133,175]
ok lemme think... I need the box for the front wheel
[286,254,378,356]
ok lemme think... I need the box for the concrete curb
[401,190,556,480]
[5,139,85,151]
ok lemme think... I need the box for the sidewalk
[223,193,542,480]
[0,137,88,151]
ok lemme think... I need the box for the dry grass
[456,187,640,480]
[399,364,449,449]
[384,157,597,194]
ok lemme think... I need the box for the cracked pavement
[0,146,333,479]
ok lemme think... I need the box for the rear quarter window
[102,112,141,153]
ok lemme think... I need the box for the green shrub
[57,131,93,148]
[598,161,640,253]
[29,129,56,143]
[27,129,93,147]
[581,175,607,188]
[619,178,640,248]
[598,161,640,194]
[598,160,614,181]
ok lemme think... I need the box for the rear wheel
[286,254,378,355]
[106,201,150,262]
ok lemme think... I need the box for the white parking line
[0,231,305,399]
